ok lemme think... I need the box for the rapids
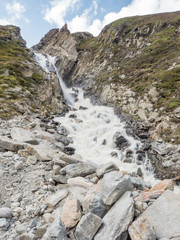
[34,52,157,185]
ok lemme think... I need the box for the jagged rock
[10,127,37,144]
[129,217,156,240]
[42,219,68,240]
[96,162,119,178]
[99,172,134,205]
[44,189,68,208]
[0,207,12,218]
[132,190,180,239]
[60,199,81,228]
[75,212,102,240]
[0,218,9,230]
[94,191,134,240]
[60,163,96,178]
[0,136,25,151]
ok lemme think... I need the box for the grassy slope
[77,12,180,111]
[75,12,180,142]
[0,26,45,118]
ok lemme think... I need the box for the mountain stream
[34,52,157,186]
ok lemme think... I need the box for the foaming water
[34,52,157,185]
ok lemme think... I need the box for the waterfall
[34,52,157,185]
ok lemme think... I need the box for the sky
[0,0,180,47]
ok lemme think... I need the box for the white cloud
[6,1,25,20]
[0,0,28,26]
[43,0,180,36]
[44,0,80,27]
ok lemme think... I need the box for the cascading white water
[34,52,74,106]
[34,52,157,185]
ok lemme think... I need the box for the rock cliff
[0,25,65,118]
[33,12,180,144]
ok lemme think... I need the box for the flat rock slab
[60,163,96,178]
[44,189,68,208]
[75,212,102,240]
[0,136,25,152]
[129,217,156,240]
[94,191,134,240]
[59,152,80,164]
[60,199,81,228]
[131,190,180,239]
[11,127,37,144]
[99,172,134,205]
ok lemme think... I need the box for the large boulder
[42,219,68,240]
[75,212,102,240]
[0,136,25,152]
[99,172,134,205]
[94,191,134,240]
[129,190,180,239]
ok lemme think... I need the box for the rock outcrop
[0,25,65,118]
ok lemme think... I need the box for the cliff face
[34,12,180,144]
[0,25,65,118]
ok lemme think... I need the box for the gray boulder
[129,190,180,239]
[94,191,134,240]
[96,162,119,178]
[42,219,68,240]
[75,212,102,240]
[60,163,96,178]
[99,172,134,205]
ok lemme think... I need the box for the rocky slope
[0,114,180,240]
[0,25,65,118]
[33,12,180,145]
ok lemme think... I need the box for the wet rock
[113,133,130,150]
[130,177,146,190]
[67,177,94,190]
[99,172,134,205]
[60,199,81,228]
[44,189,68,208]
[0,207,12,218]
[129,217,156,240]
[75,212,102,240]
[60,163,96,178]
[133,190,180,239]
[65,146,75,155]
[96,162,119,178]
[94,191,134,240]
[42,219,68,240]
